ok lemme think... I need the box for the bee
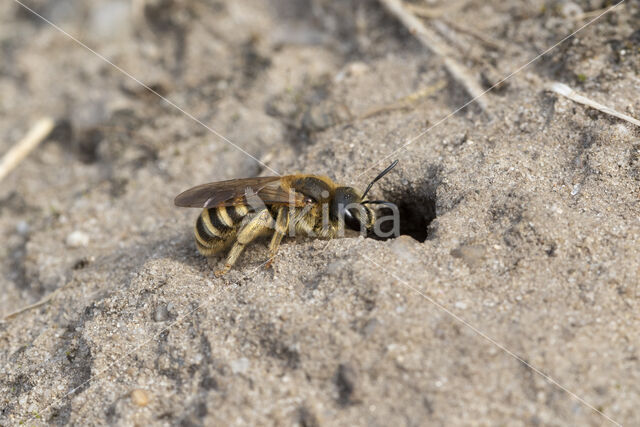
[174,161,398,276]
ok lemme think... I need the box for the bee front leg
[266,206,290,269]
[215,209,274,277]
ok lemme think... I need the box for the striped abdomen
[194,206,249,255]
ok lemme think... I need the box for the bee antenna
[361,160,398,199]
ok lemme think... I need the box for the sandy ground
[1,0,639,425]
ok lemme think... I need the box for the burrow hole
[373,180,438,243]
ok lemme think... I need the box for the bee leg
[292,209,315,236]
[266,206,290,269]
[214,209,274,277]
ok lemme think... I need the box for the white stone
[16,221,29,235]
[455,301,468,310]
[66,231,90,248]
[231,357,250,374]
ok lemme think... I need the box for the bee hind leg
[214,209,274,277]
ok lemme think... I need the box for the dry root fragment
[359,79,448,119]
[378,0,489,112]
[0,117,55,183]
[548,82,640,128]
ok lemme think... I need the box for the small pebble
[334,61,370,82]
[390,236,418,264]
[362,318,379,336]
[455,301,468,310]
[16,221,29,235]
[450,244,486,268]
[153,304,170,322]
[231,357,250,374]
[559,2,583,19]
[66,231,90,248]
[571,183,581,196]
[345,61,370,77]
[131,389,149,407]
[90,0,131,40]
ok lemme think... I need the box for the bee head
[331,187,375,231]
[331,160,399,232]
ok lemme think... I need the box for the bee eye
[344,208,363,231]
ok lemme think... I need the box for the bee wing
[174,176,307,208]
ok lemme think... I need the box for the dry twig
[404,2,459,19]
[548,82,640,128]
[359,79,448,119]
[2,287,63,321]
[432,18,506,52]
[378,0,488,111]
[574,3,625,21]
[0,117,55,183]
[406,2,505,51]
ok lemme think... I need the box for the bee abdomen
[226,205,249,223]
[195,214,222,244]
[209,206,249,229]
[194,206,249,254]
